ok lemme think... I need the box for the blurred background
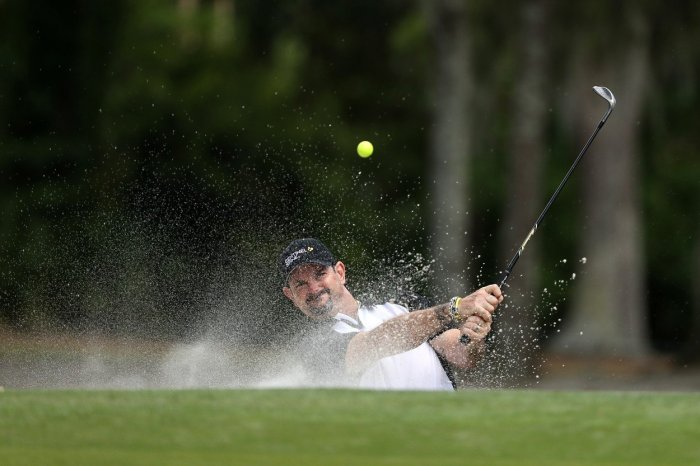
[1,0,699,389]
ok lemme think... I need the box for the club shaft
[499,103,613,288]
[458,89,613,345]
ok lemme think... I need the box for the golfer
[279,238,503,390]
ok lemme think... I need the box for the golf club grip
[459,330,496,345]
[499,268,512,288]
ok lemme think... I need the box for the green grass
[1,389,699,465]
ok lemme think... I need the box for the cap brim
[284,259,334,286]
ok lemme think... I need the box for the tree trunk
[178,0,199,46]
[683,226,700,362]
[425,0,472,297]
[552,13,651,358]
[211,0,234,48]
[494,0,549,384]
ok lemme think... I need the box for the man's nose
[308,278,324,293]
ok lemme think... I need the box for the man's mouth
[306,289,332,315]
[307,289,330,304]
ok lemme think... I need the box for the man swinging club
[279,238,504,390]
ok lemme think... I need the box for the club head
[593,86,616,109]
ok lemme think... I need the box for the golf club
[459,86,615,346]
[498,85,616,288]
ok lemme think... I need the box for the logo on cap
[284,246,314,268]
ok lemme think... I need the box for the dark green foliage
[0,0,698,354]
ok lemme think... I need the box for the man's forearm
[345,304,453,375]
[461,338,486,369]
[429,328,486,370]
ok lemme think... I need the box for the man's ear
[282,286,293,301]
[334,261,346,284]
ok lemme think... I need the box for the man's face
[282,262,346,320]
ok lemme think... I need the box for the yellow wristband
[449,296,462,324]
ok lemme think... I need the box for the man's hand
[456,284,503,341]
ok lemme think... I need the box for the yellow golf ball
[357,140,374,158]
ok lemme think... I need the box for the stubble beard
[306,289,334,317]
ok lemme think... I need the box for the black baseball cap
[278,238,336,284]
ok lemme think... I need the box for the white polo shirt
[332,303,454,391]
